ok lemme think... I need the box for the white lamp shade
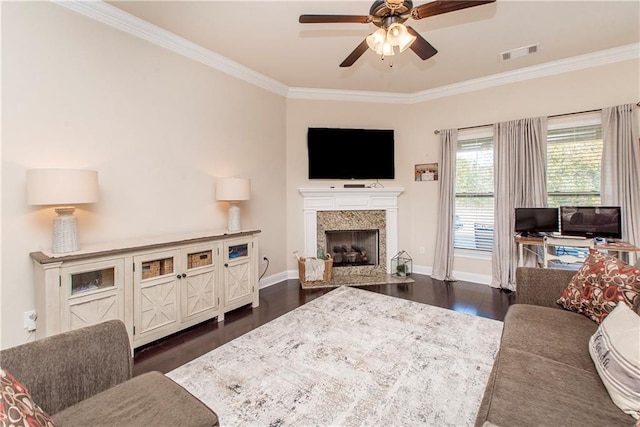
[216,177,251,201]
[27,169,99,206]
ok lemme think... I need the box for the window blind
[547,124,602,207]
[455,137,494,251]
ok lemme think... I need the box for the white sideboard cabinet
[31,230,260,349]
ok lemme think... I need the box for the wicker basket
[298,254,333,284]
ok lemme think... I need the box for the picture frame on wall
[415,163,438,181]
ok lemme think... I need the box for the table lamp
[216,177,250,232]
[27,168,99,254]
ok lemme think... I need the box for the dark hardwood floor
[133,274,515,376]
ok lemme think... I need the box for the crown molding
[52,0,289,97]
[286,88,410,104]
[52,1,638,105]
[289,43,640,104]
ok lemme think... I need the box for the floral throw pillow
[557,249,640,324]
[0,368,55,427]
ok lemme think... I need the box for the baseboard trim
[259,271,289,289]
[451,270,493,286]
[409,265,493,286]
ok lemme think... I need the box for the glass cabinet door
[181,245,217,324]
[133,250,180,345]
[61,258,125,333]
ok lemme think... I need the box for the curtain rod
[433,102,640,135]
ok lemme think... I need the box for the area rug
[300,273,415,289]
[168,286,503,426]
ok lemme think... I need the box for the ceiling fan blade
[411,0,495,20]
[299,14,371,24]
[340,39,369,67]
[406,27,438,60]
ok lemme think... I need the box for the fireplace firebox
[326,229,379,267]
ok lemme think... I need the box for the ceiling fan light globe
[366,28,387,52]
[386,23,408,46]
[398,33,417,52]
[382,41,395,56]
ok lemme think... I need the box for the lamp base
[52,207,79,253]
[227,202,242,232]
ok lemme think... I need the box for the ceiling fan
[299,0,496,67]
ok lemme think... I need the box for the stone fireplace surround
[318,210,385,276]
[300,188,404,274]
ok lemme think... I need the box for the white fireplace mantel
[299,187,404,272]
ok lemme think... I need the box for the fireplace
[317,209,386,275]
[300,187,404,274]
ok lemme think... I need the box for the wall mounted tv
[560,206,622,239]
[515,208,559,236]
[307,127,395,180]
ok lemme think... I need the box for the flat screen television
[560,206,622,239]
[515,208,559,235]
[307,127,395,180]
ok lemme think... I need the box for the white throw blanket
[304,258,325,281]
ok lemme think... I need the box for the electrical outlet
[419,246,426,254]
[24,310,36,332]
[262,256,269,264]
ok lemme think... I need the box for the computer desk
[514,235,640,267]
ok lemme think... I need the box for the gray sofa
[475,267,634,426]
[0,320,218,426]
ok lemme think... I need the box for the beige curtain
[432,129,458,281]
[492,117,548,291]
[602,104,640,247]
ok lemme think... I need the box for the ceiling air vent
[501,44,539,61]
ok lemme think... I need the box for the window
[546,121,602,260]
[454,135,494,251]
[453,118,602,253]
[546,123,602,208]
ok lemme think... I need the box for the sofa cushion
[53,371,218,427]
[480,347,633,427]
[0,368,55,427]
[0,320,132,416]
[501,304,597,371]
[589,302,640,419]
[557,250,640,324]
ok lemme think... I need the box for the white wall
[1,2,287,349]
[286,59,640,283]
